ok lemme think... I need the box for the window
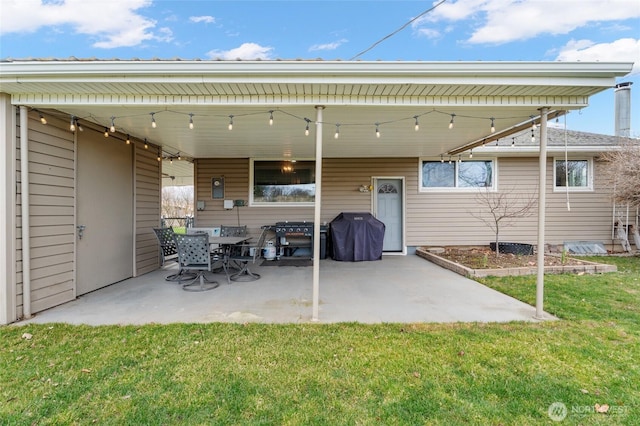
[554,159,592,191]
[251,160,315,205]
[420,159,494,190]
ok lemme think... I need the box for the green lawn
[1,256,638,425]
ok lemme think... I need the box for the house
[0,59,634,325]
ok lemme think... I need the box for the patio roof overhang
[0,60,633,161]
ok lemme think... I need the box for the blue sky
[1,0,639,136]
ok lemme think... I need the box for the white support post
[535,107,549,320]
[312,106,324,322]
[0,94,17,324]
[20,106,32,319]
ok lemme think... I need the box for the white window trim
[249,158,316,207]
[418,157,497,193]
[553,157,593,192]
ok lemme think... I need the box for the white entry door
[375,178,404,252]
[76,133,133,295]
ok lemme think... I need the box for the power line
[349,0,449,61]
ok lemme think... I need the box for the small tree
[162,186,194,218]
[470,187,537,257]
[600,138,640,208]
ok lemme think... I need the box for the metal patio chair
[153,227,197,282]
[227,227,268,282]
[172,233,220,292]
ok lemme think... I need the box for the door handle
[77,225,86,240]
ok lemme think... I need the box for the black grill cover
[330,212,385,261]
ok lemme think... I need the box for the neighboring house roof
[472,126,638,157]
[0,59,633,160]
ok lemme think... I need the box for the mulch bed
[431,247,588,270]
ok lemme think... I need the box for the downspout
[312,106,324,322]
[19,106,31,319]
[535,107,549,319]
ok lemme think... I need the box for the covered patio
[22,255,544,325]
[0,60,633,325]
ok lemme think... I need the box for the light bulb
[228,115,233,131]
[104,128,109,137]
[511,138,515,147]
[530,129,535,143]
[414,116,419,131]
[269,110,274,126]
[448,114,455,129]
[70,117,76,132]
[469,150,473,159]
[334,124,340,139]
[110,117,116,133]
[304,118,311,136]
[39,114,47,125]
[126,134,131,144]
[440,155,444,163]
[490,118,495,133]
[189,113,194,130]
[144,138,148,149]
[177,153,181,161]
[150,113,156,129]
[375,123,380,138]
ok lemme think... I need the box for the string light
[144,138,148,149]
[39,113,47,125]
[126,134,131,144]
[304,118,311,136]
[530,115,537,130]
[531,129,535,143]
[375,123,380,138]
[150,112,157,129]
[458,154,462,163]
[269,110,274,126]
[103,127,109,137]
[490,117,495,133]
[448,114,455,129]
[413,116,419,131]
[189,113,194,130]
[448,156,452,164]
[469,149,473,159]
[228,115,234,131]
[77,122,83,132]
[440,154,444,163]
[334,123,340,139]
[177,153,181,161]
[70,116,76,132]
[110,116,116,133]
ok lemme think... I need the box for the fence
[161,216,194,231]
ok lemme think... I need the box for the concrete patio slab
[21,255,554,325]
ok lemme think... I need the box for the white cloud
[0,0,160,48]
[190,16,216,24]
[416,28,441,40]
[309,39,348,52]
[416,0,640,45]
[555,38,640,74]
[206,43,274,60]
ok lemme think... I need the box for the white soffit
[1,60,633,159]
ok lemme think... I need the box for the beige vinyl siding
[16,112,75,316]
[196,156,616,250]
[135,143,161,275]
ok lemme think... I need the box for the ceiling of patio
[2,60,633,161]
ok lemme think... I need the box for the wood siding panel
[16,113,76,317]
[135,144,161,276]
